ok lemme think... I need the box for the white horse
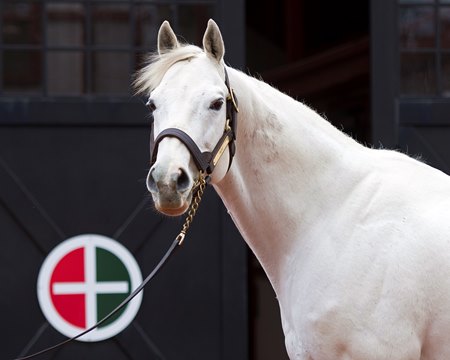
[135,20,450,360]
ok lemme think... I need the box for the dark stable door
[0,1,247,358]
[0,117,247,360]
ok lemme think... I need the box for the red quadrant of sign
[50,248,86,329]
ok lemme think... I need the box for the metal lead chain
[176,173,207,245]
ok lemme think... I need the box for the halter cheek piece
[149,67,238,179]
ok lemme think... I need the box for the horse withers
[135,19,450,360]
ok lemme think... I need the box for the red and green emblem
[37,234,142,342]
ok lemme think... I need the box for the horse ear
[203,19,225,62]
[158,21,179,54]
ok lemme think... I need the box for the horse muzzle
[146,165,194,216]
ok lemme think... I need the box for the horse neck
[214,68,367,291]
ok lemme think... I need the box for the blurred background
[1,0,450,359]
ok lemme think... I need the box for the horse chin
[156,203,189,217]
[152,192,192,217]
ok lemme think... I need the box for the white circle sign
[37,234,143,342]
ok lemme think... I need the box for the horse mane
[134,44,203,95]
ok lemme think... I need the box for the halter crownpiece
[150,66,238,178]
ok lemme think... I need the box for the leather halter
[150,67,238,177]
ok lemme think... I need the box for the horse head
[138,20,236,216]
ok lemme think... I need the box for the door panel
[0,125,247,359]
[1,1,247,358]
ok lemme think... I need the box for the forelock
[133,44,203,95]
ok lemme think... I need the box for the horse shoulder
[280,148,450,359]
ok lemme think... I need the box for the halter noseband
[149,67,238,177]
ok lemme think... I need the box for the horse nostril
[176,168,190,192]
[146,168,157,192]
[147,167,191,193]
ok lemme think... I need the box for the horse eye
[209,99,224,111]
[146,99,157,113]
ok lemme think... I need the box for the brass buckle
[225,118,231,132]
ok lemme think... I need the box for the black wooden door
[0,110,247,360]
[0,1,247,359]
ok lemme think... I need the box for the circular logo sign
[37,234,143,342]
